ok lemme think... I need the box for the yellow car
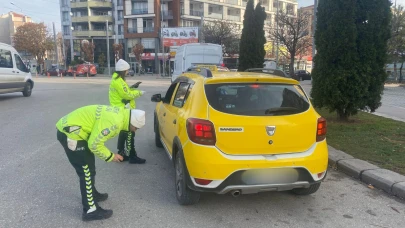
[151,67,328,205]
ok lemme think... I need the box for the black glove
[130,81,142,88]
[122,99,130,105]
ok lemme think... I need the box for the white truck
[172,43,223,82]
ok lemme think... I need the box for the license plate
[241,168,299,185]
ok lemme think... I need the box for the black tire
[154,117,163,148]
[175,149,200,205]
[22,82,32,97]
[292,183,321,195]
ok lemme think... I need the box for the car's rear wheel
[175,149,200,205]
[292,183,321,195]
[154,117,163,148]
[22,82,32,97]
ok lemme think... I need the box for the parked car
[66,63,97,76]
[293,70,311,81]
[151,65,328,205]
[0,42,34,97]
[43,67,67,76]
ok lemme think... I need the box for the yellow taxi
[151,66,328,205]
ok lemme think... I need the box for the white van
[0,43,34,97]
[172,43,223,82]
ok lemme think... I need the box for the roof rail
[186,66,213,78]
[245,68,290,78]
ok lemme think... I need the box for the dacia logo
[266,126,276,136]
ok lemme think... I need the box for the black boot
[129,155,146,164]
[82,207,113,221]
[118,150,129,162]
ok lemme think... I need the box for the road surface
[0,77,404,228]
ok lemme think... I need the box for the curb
[328,146,405,200]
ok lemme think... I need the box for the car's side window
[163,83,178,104]
[0,49,13,68]
[172,82,190,108]
[14,54,28,72]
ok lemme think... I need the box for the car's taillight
[316,117,327,142]
[186,118,216,146]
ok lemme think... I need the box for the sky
[1,0,404,33]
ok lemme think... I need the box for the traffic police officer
[56,105,146,221]
[109,59,146,164]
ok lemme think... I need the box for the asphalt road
[300,81,405,122]
[0,77,404,228]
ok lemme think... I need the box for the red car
[66,64,97,76]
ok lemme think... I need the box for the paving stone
[392,182,405,199]
[337,159,379,179]
[362,169,405,194]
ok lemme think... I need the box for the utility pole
[275,0,279,68]
[312,0,318,66]
[106,20,111,75]
[200,16,204,43]
[161,1,166,77]
[53,22,59,71]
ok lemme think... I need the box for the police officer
[56,105,146,221]
[109,59,146,164]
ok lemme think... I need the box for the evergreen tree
[311,0,391,121]
[253,3,267,68]
[238,0,255,71]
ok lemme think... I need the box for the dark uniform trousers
[117,130,137,157]
[57,130,99,212]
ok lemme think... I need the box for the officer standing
[56,105,146,221]
[109,59,146,164]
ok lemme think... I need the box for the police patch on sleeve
[123,86,128,92]
[101,128,110,136]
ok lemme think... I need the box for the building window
[132,2,148,15]
[118,25,123,35]
[117,0,123,6]
[143,19,154,33]
[62,12,69,21]
[118,10,123,20]
[63,26,70,35]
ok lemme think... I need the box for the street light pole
[106,20,111,75]
[275,0,279,68]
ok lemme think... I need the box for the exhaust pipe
[231,190,241,197]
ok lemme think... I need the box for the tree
[132,44,144,74]
[13,22,53,64]
[202,20,240,56]
[254,3,267,66]
[311,0,391,121]
[80,40,95,63]
[387,4,405,83]
[113,43,123,62]
[270,10,311,76]
[238,0,255,71]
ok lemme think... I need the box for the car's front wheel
[292,183,321,195]
[154,117,163,148]
[22,82,32,97]
[175,149,200,205]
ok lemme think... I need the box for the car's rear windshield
[205,83,310,116]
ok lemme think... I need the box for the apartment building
[122,0,297,72]
[0,12,33,46]
[60,0,124,66]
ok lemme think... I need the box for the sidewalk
[328,146,405,200]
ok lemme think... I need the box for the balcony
[132,8,149,15]
[208,12,223,19]
[190,10,204,17]
[88,0,113,9]
[73,30,114,37]
[72,15,113,23]
[162,10,173,20]
[227,15,240,22]
[225,0,238,5]
[242,1,247,7]
[71,1,88,8]
[127,28,138,34]
[143,27,154,33]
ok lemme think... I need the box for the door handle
[17,72,19,73]
[163,113,166,117]
[12,71,15,73]
[173,119,176,124]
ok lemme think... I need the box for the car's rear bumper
[182,140,328,193]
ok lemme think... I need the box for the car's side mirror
[151,94,162,102]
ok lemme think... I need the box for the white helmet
[130,109,146,129]
[115,59,130,72]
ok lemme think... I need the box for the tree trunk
[289,56,295,78]
[337,109,349,122]
[400,62,404,83]
[394,61,398,81]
